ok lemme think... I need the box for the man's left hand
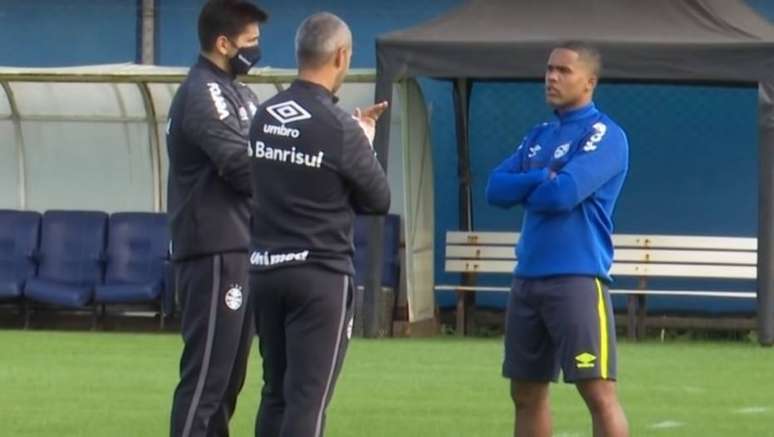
[356,101,389,122]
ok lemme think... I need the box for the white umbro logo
[266,100,311,125]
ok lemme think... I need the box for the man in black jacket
[248,12,390,437]
[167,2,267,436]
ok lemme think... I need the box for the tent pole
[454,78,474,231]
[758,82,774,347]
[362,69,393,338]
[453,78,475,335]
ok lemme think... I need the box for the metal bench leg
[626,295,637,340]
[456,290,466,336]
[636,295,647,339]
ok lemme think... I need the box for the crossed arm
[486,125,628,213]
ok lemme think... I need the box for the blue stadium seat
[353,214,401,289]
[0,210,41,302]
[94,213,169,320]
[24,211,107,309]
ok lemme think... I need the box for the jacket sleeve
[182,81,252,196]
[525,121,628,213]
[339,116,391,215]
[485,133,549,208]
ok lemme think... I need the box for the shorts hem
[502,367,558,383]
[563,374,618,384]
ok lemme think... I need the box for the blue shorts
[502,276,617,383]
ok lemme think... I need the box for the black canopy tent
[365,0,774,343]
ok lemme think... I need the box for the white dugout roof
[0,64,436,324]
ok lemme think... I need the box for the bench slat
[434,285,511,292]
[445,245,515,259]
[445,246,757,265]
[446,231,519,245]
[445,259,515,273]
[610,263,757,279]
[445,259,757,279]
[446,232,757,251]
[615,249,756,264]
[613,235,756,250]
[433,284,756,299]
[609,289,756,298]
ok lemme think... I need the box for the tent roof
[376,0,774,82]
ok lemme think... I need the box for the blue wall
[0,0,137,67]
[157,0,463,67]
[0,0,463,68]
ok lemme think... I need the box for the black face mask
[229,43,261,76]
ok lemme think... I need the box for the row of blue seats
[0,210,171,326]
[0,209,401,327]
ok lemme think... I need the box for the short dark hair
[198,0,268,51]
[295,12,352,69]
[556,41,602,77]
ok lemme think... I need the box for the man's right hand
[352,101,389,147]
[353,108,376,146]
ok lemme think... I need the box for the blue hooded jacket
[485,103,629,282]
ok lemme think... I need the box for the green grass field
[1,330,773,436]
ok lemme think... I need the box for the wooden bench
[434,231,757,337]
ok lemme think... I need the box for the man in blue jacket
[486,42,629,437]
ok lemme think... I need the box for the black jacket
[166,56,259,260]
[248,80,390,275]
